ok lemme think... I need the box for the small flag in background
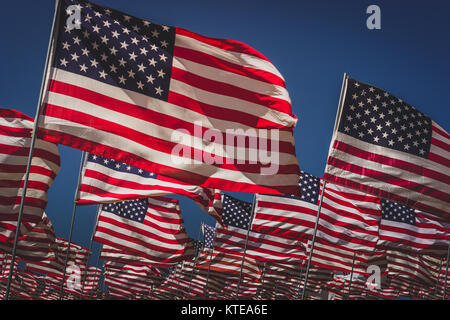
[38,0,301,196]
[94,196,193,264]
[78,153,223,224]
[252,170,319,240]
[324,77,449,220]
[378,199,450,255]
[201,223,215,250]
[214,194,306,262]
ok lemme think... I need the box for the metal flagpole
[184,221,203,299]
[301,73,348,301]
[3,0,62,300]
[301,181,326,300]
[346,252,357,300]
[79,204,101,299]
[443,240,450,300]
[59,150,86,300]
[235,194,257,299]
[295,261,305,300]
[203,245,214,298]
[87,243,103,300]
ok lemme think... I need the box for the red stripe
[176,27,272,62]
[333,139,449,185]
[433,124,450,140]
[173,45,286,88]
[38,127,299,195]
[0,125,32,138]
[171,67,292,115]
[326,155,449,202]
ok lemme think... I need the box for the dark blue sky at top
[0,0,449,267]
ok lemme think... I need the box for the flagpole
[184,221,203,299]
[235,194,257,299]
[59,150,86,300]
[203,246,214,298]
[443,240,450,300]
[346,252,357,300]
[79,204,101,299]
[88,243,103,300]
[3,0,62,301]
[301,181,326,300]
[295,261,305,300]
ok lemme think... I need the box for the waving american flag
[38,0,300,196]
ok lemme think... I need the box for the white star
[148,58,157,66]
[146,74,155,84]
[100,35,109,44]
[85,14,92,23]
[70,52,80,61]
[162,25,170,32]
[118,75,127,84]
[92,25,100,33]
[122,27,131,35]
[110,64,118,73]
[109,46,118,55]
[157,69,166,78]
[129,52,138,61]
[120,41,129,49]
[118,58,127,67]
[60,58,68,67]
[73,36,81,45]
[137,63,147,72]
[100,53,108,62]
[62,41,71,50]
[81,47,90,56]
[131,37,140,45]
[132,24,140,32]
[99,70,107,79]
[79,64,88,72]
[150,44,158,51]
[111,30,120,39]
[151,30,160,38]
[159,53,168,62]
[140,47,149,56]
[103,20,111,28]
[137,81,144,90]
[127,69,136,78]
[90,59,99,68]
[155,86,163,95]
[92,41,100,50]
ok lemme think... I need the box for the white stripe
[174,33,285,81]
[172,57,290,102]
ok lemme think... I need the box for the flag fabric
[324,77,450,220]
[202,223,215,250]
[214,194,306,262]
[0,108,60,243]
[0,212,57,261]
[317,181,381,252]
[252,170,319,240]
[79,153,223,224]
[94,196,193,264]
[378,199,450,255]
[38,0,301,196]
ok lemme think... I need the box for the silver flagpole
[235,194,257,299]
[443,240,450,300]
[59,150,86,300]
[302,73,348,301]
[346,252,357,300]
[295,261,305,300]
[4,0,62,301]
[79,204,101,299]
[301,181,326,300]
[184,221,203,299]
[203,246,214,298]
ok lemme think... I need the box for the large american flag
[93,196,193,264]
[38,0,301,196]
[324,77,449,220]
[0,108,60,243]
[213,194,306,262]
[79,153,222,224]
[378,199,450,255]
[252,170,319,240]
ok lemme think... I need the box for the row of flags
[0,0,448,300]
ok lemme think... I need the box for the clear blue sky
[0,0,449,266]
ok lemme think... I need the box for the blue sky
[0,0,449,266]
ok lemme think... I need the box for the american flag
[317,181,381,252]
[202,223,215,250]
[78,153,223,224]
[252,170,319,240]
[324,77,449,220]
[0,108,60,243]
[100,244,179,267]
[214,194,306,262]
[38,0,301,196]
[94,196,193,264]
[378,199,450,255]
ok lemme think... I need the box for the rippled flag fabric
[93,196,193,264]
[324,77,449,221]
[38,0,301,196]
[0,109,60,243]
[78,153,223,224]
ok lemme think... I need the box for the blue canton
[380,199,416,225]
[339,78,432,158]
[102,198,148,222]
[55,0,174,100]
[87,153,157,179]
[222,194,253,229]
